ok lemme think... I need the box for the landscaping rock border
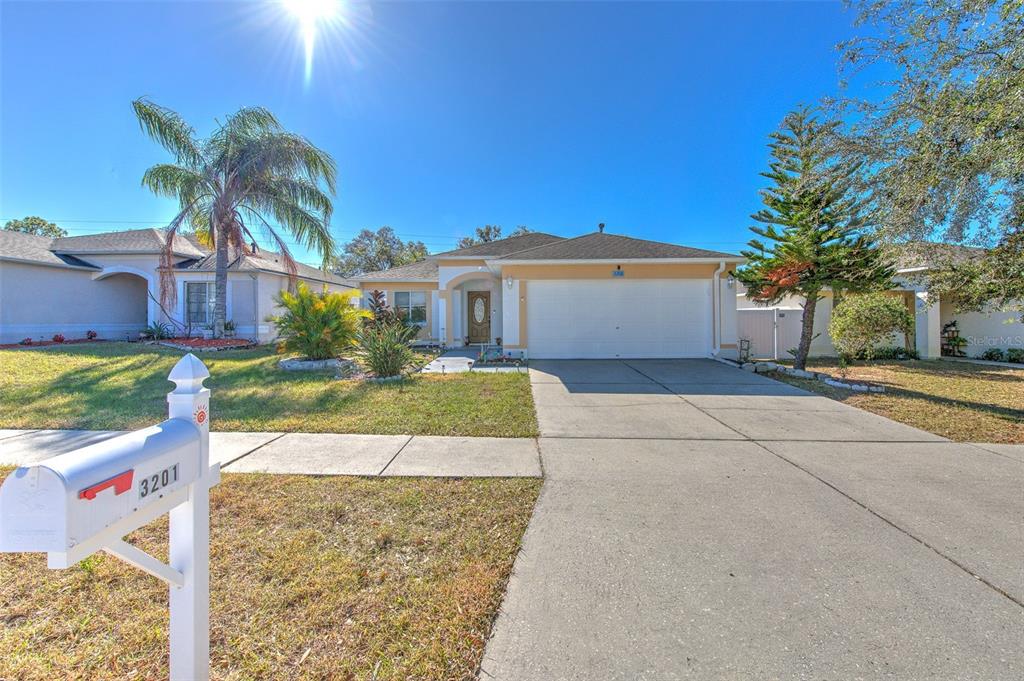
[744,361,885,393]
[278,357,343,371]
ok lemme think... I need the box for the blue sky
[1,1,858,262]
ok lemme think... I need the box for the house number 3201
[139,463,180,498]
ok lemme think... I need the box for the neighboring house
[736,243,1023,360]
[0,228,350,344]
[355,230,744,359]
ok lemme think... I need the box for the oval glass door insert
[473,298,486,323]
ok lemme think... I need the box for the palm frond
[141,163,207,200]
[132,99,203,167]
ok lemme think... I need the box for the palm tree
[132,98,337,336]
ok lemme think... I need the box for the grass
[771,359,1024,443]
[0,470,541,680]
[0,343,538,437]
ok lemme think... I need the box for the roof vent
[598,223,605,233]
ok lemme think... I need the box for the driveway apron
[481,359,1023,680]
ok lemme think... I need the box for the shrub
[829,293,914,361]
[854,346,919,361]
[980,348,1006,362]
[364,289,406,328]
[86,330,98,340]
[19,337,32,346]
[143,322,172,340]
[52,333,65,343]
[271,283,368,361]
[1008,348,1024,364]
[355,322,418,377]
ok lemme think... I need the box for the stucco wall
[942,301,1024,356]
[0,261,148,343]
[167,272,352,343]
[353,281,439,342]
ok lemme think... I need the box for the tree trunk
[794,294,819,371]
[213,227,228,338]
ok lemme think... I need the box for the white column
[166,354,212,681]
[438,296,447,348]
[915,290,942,359]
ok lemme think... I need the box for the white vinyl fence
[737,308,805,360]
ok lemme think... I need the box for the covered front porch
[439,269,504,348]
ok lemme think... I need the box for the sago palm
[133,98,337,336]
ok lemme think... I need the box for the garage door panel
[527,280,711,359]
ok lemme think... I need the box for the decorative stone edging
[278,357,343,371]
[743,361,885,393]
[364,374,406,384]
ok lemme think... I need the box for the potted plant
[223,320,236,338]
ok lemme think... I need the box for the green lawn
[0,470,541,680]
[771,359,1024,443]
[0,343,538,437]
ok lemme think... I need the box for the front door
[467,291,491,344]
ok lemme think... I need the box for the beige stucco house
[355,230,744,360]
[0,228,350,344]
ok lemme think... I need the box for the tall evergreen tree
[737,107,894,370]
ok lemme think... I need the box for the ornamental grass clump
[272,284,368,361]
[355,290,420,377]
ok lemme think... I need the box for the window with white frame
[393,291,427,326]
[185,282,216,325]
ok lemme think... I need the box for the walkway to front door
[467,291,490,343]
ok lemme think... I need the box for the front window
[186,282,215,325]
[393,291,427,326]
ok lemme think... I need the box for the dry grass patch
[0,343,537,437]
[772,359,1023,443]
[0,470,541,680]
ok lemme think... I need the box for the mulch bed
[155,337,256,351]
[0,339,109,350]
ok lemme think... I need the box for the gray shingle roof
[357,259,439,281]
[0,230,99,269]
[180,249,350,286]
[433,232,565,257]
[495,231,740,260]
[51,228,207,258]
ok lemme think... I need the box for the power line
[2,217,752,248]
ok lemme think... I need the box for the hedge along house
[355,230,745,360]
[735,242,1024,361]
[0,228,350,344]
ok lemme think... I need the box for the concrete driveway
[482,359,1024,680]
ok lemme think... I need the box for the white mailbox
[0,419,201,558]
[0,353,218,681]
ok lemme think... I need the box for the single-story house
[0,227,351,344]
[736,243,1023,360]
[355,229,744,359]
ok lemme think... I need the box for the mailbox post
[0,353,219,681]
[167,353,213,681]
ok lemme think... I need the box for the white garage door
[527,279,712,359]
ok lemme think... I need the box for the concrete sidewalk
[0,429,541,477]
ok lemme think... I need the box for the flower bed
[0,338,108,350]
[155,337,256,351]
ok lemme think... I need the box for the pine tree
[737,107,894,370]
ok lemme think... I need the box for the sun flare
[281,0,344,85]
